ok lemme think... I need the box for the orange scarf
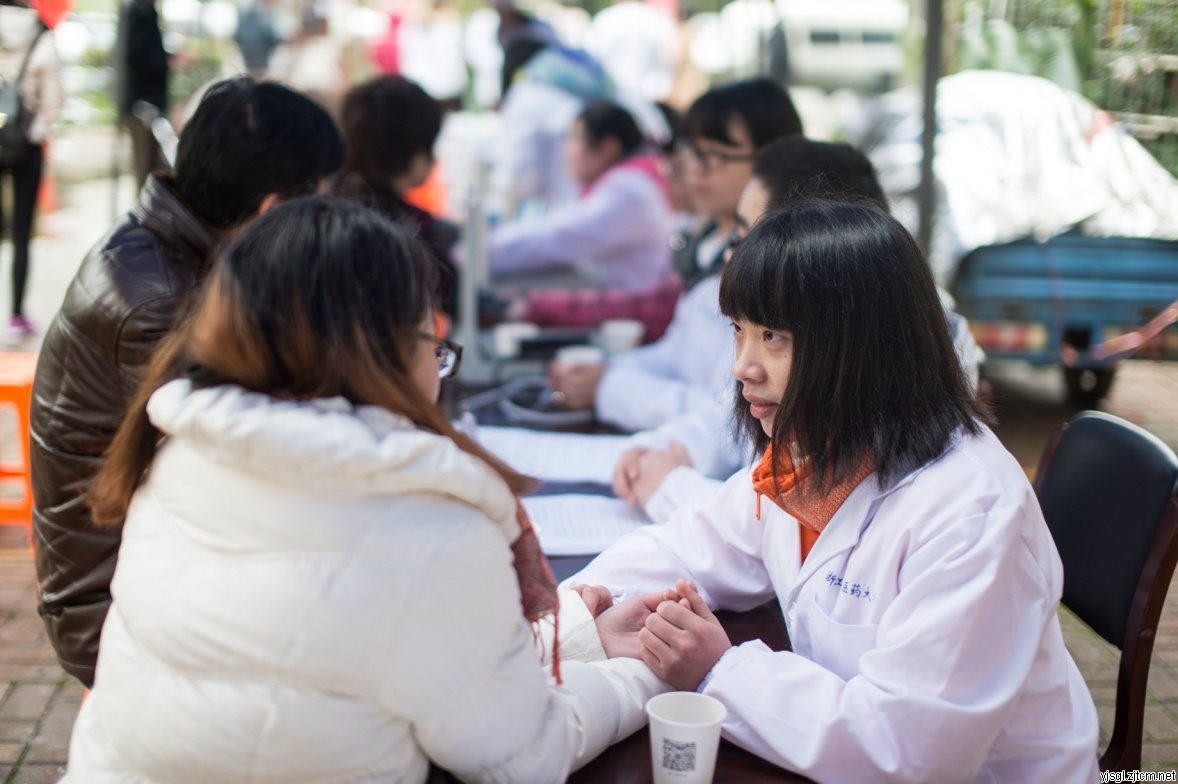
[751,448,874,563]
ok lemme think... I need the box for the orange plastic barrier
[0,353,37,527]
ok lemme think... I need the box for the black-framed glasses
[414,331,464,379]
[677,140,757,173]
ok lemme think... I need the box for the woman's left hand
[638,579,732,691]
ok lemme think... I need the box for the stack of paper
[476,426,632,485]
[522,495,649,555]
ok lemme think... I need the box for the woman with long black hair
[567,202,1101,781]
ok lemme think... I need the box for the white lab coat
[566,426,1101,783]
[596,275,734,432]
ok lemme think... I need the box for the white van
[776,0,908,91]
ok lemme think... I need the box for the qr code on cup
[662,738,697,773]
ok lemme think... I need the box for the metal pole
[917,0,944,256]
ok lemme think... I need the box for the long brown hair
[91,197,530,526]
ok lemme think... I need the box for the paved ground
[3,128,1178,781]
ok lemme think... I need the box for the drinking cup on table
[646,692,727,784]
[493,321,540,358]
[553,344,605,367]
[597,318,645,354]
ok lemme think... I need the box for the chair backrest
[1034,410,1178,771]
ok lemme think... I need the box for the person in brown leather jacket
[29,77,344,687]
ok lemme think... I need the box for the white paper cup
[493,321,540,357]
[553,344,605,366]
[598,318,646,354]
[646,692,727,784]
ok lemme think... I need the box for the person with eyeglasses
[549,79,803,426]
[62,197,680,783]
[613,138,984,526]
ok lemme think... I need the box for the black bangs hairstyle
[719,201,990,492]
[753,138,888,213]
[683,77,803,149]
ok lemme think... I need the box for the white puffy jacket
[63,380,667,783]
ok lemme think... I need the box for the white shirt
[596,275,734,432]
[567,427,1101,783]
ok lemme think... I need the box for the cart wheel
[1063,366,1116,408]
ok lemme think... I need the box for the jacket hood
[146,380,521,540]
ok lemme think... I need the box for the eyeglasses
[677,140,757,173]
[414,331,464,379]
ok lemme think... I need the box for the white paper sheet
[523,494,649,555]
[476,426,632,485]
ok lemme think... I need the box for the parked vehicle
[953,234,1178,406]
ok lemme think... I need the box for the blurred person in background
[548,78,801,420]
[585,0,677,103]
[672,77,802,288]
[488,99,672,292]
[334,75,458,316]
[234,0,283,76]
[115,0,167,191]
[270,3,346,114]
[29,79,344,689]
[399,0,467,112]
[0,3,62,342]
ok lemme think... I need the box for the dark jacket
[115,0,168,114]
[30,175,217,686]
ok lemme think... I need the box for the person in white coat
[565,202,1101,782]
[615,138,984,524]
[62,197,674,783]
[548,78,803,417]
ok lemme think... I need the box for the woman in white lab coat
[567,201,1101,782]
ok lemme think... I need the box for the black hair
[173,78,344,230]
[341,76,442,192]
[719,201,989,491]
[576,100,644,158]
[93,197,534,525]
[683,78,803,149]
[753,138,888,212]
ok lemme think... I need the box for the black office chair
[1034,411,1178,772]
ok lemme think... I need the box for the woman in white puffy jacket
[63,197,671,783]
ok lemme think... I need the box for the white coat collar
[789,433,966,593]
[147,380,521,540]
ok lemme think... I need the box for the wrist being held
[638,579,731,690]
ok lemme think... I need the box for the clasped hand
[579,579,732,691]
